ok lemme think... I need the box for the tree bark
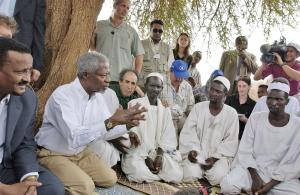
[36,0,104,128]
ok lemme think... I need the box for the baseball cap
[287,42,300,53]
[211,69,224,78]
[171,60,189,78]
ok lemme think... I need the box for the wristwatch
[105,119,113,130]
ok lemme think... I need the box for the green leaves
[129,0,299,49]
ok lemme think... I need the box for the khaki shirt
[95,19,144,81]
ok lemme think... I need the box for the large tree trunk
[36,0,104,128]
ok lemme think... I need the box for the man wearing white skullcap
[221,77,300,195]
[179,76,239,185]
[122,72,183,183]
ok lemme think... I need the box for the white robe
[221,112,300,194]
[88,88,128,167]
[179,101,239,185]
[121,96,183,183]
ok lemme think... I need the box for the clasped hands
[145,148,164,174]
[0,180,42,195]
[248,168,280,195]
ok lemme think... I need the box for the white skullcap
[145,72,164,83]
[213,76,230,91]
[267,82,290,94]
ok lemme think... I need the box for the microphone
[111,31,114,35]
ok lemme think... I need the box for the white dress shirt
[35,78,127,155]
[0,94,10,164]
[0,0,16,16]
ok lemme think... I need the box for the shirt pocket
[120,35,131,53]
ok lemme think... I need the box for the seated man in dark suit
[0,37,64,195]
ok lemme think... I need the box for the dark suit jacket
[13,0,45,71]
[2,88,39,180]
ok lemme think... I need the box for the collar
[73,77,93,100]
[149,37,162,45]
[0,94,10,105]
[235,94,252,105]
[109,17,125,28]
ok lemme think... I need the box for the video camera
[260,36,287,64]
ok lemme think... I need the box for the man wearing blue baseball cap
[160,60,195,138]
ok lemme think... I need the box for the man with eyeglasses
[35,51,147,195]
[139,19,174,88]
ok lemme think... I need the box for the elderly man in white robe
[121,73,183,183]
[179,76,239,185]
[220,80,300,195]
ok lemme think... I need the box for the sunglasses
[152,29,163,33]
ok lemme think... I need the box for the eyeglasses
[152,29,163,34]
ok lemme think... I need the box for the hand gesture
[188,150,198,163]
[128,131,140,147]
[110,103,147,129]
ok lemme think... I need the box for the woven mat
[171,179,221,194]
[116,167,178,195]
[114,166,245,195]
[96,183,145,195]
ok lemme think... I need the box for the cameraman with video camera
[254,41,300,103]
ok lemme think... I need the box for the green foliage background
[129,0,299,48]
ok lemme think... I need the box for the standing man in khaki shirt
[139,19,173,88]
[91,0,144,82]
[219,36,257,94]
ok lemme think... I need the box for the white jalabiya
[88,88,128,167]
[252,96,300,116]
[221,112,300,194]
[179,101,239,185]
[121,95,183,183]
